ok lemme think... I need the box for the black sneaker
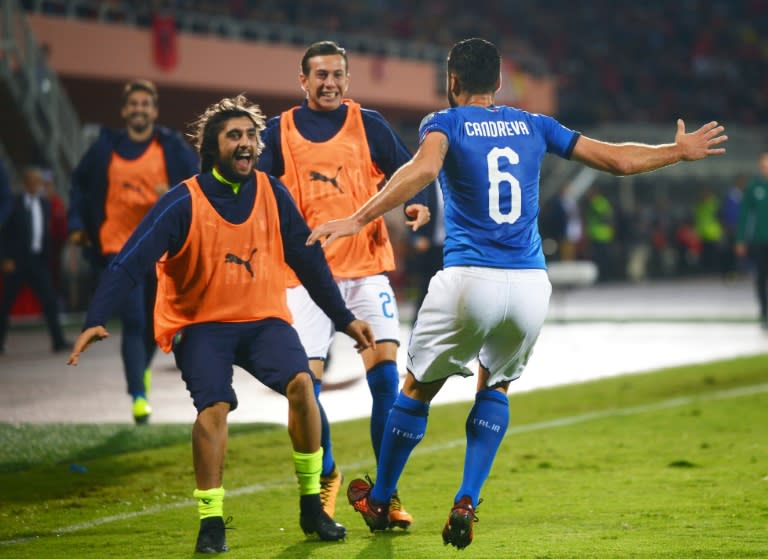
[299,494,346,541]
[195,516,229,553]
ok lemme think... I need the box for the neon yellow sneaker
[143,368,152,398]
[132,396,152,425]
[319,465,343,517]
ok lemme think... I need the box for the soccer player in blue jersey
[257,40,430,527]
[308,38,728,549]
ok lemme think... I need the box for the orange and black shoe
[442,495,480,549]
[319,465,343,518]
[346,476,389,532]
[388,492,413,530]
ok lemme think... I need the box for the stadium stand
[19,0,768,127]
[3,0,766,288]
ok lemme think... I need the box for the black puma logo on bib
[309,167,343,192]
[224,248,258,278]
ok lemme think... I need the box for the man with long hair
[68,95,375,552]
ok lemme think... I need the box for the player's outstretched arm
[67,326,109,365]
[344,319,377,354]
[572,119,727,176]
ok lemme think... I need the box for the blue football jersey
[419,105,579,269]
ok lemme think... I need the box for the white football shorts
[407,266,551,387]
[287,274,401,360]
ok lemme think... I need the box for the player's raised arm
[571,119,727,176]
[307,131,447,247]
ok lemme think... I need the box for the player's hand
[405,203,431,231]
[67,326,109,365]
[675,119,727,161]
[307,217,362,248]
[344,319,376,353]
[1,259,15,274]
[734,242,747,259]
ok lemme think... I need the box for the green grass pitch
[1,354,766,558]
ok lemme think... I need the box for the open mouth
[234,152,252,174]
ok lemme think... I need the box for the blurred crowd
[9,1,768,316]
[24,0,768,126]
[539,176,752,284]
[6,161,756,323]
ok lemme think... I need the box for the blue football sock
[455,389,509,506]
[313,379,335,477]
[366,360,399,461]
[371,392,429,505]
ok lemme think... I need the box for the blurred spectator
[693,189,723,274]
[674,213,701,274]
[0,159,11,229]
[40,168,68,295]
[624,203,654,282]
[545,183,583,261]
[735,151,768,330]
[646,199,676,278]
[584,186,615,281]
[649,217,672,277]
[0,166,72,354]
[718,174,747,279]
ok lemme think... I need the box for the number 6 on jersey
[487,146,521,225]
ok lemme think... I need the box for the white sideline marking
[2,382,766,547]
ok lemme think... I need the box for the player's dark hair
[301,40,349,75]
[122,79,158,107]
[189,94,265,173]
[447,38,500,94]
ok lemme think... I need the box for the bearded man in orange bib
[67,95,375,552]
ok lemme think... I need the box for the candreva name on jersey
[464,120,530,138]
